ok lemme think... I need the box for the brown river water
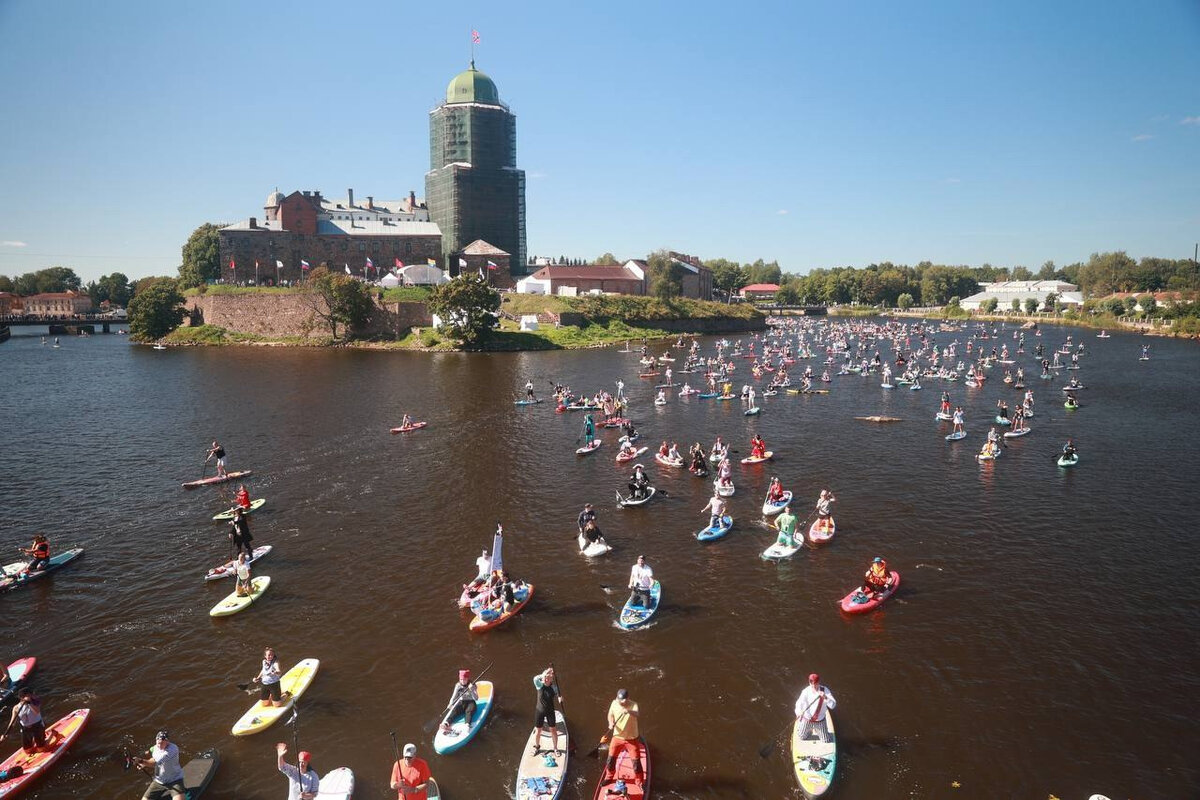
[1,322,1198,799]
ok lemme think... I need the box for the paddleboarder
[205,440,228,478]
[229,507,254,559]
[814,490,836,532]
[277,742,319,800]
[603,688,644,781]
[390,742,432,799]
[131,729,186,800]
[440,670,478,733]
[1,688,46,753]
[19,534,50,575]
[859,557,894,597]
[952,406,965,435]
[582,414,596,445]
[530,667,564,756]
[628,464,650,500]
[234,552,253,597]
[577,503,597,537]
[750,434,767,460]
[774,506,798,548]
[627,555,654,608]
[1062,439,1078,460]
[701,492,728,530]
[234,484,252,510]
[794,673,837,743]
[250,646,283,708]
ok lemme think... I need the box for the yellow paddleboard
[792,711,837,798]
[231,658,320,736]
[209,576,271,617]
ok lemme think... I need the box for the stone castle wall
[184,293,430,340]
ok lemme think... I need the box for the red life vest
[32,541,49,559]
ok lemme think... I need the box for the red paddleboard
[592,736,651,800]
[808,518,835,544]
[839,571,900,614]
[0,708,90,797]
[390,422,428,434]
[182,470,253,489]
[2,657,36,705]
[469,585,534,632]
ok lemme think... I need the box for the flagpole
[470,24,474,63]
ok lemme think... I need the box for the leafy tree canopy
[128,277,185,341]
[426,274,501,345]
[304,266,375,339]
[179,223,222,288]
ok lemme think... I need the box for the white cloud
[776,209,789,215]
[1181,116,1200,126]
[1131,134,1154,141]
[943,178,961,184]
[528,171,547,179]
[2,240,27,247]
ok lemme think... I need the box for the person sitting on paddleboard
[814,490,836,531]
[667,442,682,463]
[582,520,606,548]
[20,534,50,574]
[795,673,837,743]
[774,506,798,548]
[442,669,479,732]
[621,419,638,440]
[234,552,253,597]
[861,557,893,597]
[228,508,254,559]
[750,434,766,459]
[619,439,638,460]
[131,729,186,800]
[767,477,786,504]
[628,465,650,499]
[531,667,564,756]
[206,440,227,478]
[1,688,46,753]
[251,646,284,708]
[235,484,252,510]
[1062,439,1077,460]
[577,503,597,537]
[702,493,728,530]
[628,555,654,608]
[655,389,666,404]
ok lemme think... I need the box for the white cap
[402,743,416,757]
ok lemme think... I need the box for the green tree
[1011,298,1021,311]
[707,259,745,302]
[1043,292,1059,311]
[775,284,802,305]
[11,267,82,295]
[1010,266,1033,281]
[1024,297,1039,314]
[1037,260,1057,280]
[86,272,132,307]
[304,266,375,339]
[426,274,501,345]
[0,275,14,292]
[982,297,999,312]
[179,223,223,288]
[646,250,683,300]
[897,293,914,309]
[595,252,618,264]
[1139,294,1157,315]
[127,277,185,341]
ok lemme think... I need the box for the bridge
[0,314,126,335]
[753,304,829,316]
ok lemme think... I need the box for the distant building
[669,252,713,300]
[962,280,1083,311]
[0,292,22,315]
[516,262,646,296]
[219,188,442,285]
[459,239,514,289]
[426,62,527,276]
[23,291,91,316]
[739,283,781,300]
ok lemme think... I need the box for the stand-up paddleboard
[515,711,569,800]
[2,657,36,706]
[696,515,733,542]
[514,399,544,406]
[698,392,719,399]
[616,446,648,464]
[578,533,612,558]
[1003,428,1031,438]
[0,708,89,798]
[935,412,953,421]
[792,710,836,798]
[618,580,661,629]
[762,491,792,517]
[209,576,271,617]
[181,748,221,799]
[205,545,273,581]
[469,584,534,632]
[433,681,494,755]
[762,536,802,560]
[1,548,84,593]
[714,479,735,497]
[808,518,835,544]
[840,572,900,613]
[744,406,761,416]
[232,658,320,736]
[576,439,602,455]
[183,470,253,489]
[616,487,656,507]
[591,736,650,800]
[426,777,442,799]
[994,416,1012,426]
[945,431,966,441]
[212,498,266,520]
[316,767,354,800]
[654,453,684,468]
[390,422,428,433]
[1058,453,1080,467]
[741,451,773,464]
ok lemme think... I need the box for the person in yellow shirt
[603,689,644,780]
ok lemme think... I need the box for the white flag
[458,258,468,268]
[275,260,283,269]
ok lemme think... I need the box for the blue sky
[1,0,1197,283]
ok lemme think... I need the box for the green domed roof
[446,62,500,105]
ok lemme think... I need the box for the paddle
[389,731,402,790]
[547,662,575,754]
[421,662,495,733]
[588,710,629,758]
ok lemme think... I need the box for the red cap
[808,673,820,684]
[298,751,312,763]
[459,669,471,681]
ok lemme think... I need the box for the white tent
[399,264,449,286]
[379,273,401,288]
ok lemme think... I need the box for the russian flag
[366,257,374,270]
[487,260,498,270]
[301,260,311,270]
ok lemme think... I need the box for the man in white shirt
[277,742,319,800]
[135,730,185,800]
[475,549,492,580]
[794,673,837,744]
[628,555,653,608]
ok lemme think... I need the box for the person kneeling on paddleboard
[234,484,252,510]
[131,729,186,800]
[767,478,786,504]
[860,558,893,597]
[20,535,50,575]
[251,647,284,708]
[774,507,798,548]
[628,465,650,500]
[442,670,478,732]
[1062,440,1077,460]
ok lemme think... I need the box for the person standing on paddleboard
[702,493,728,530]
[603,688,644,780]
[531,667,564,756]
[582,414,596,444]
[391,742,432,799]
[251,647,283,708]
[234,552,253,597]
[130,729,186,800]
[205,441,228,478]
[952,406,965,435]
[795,674,837,743]
[750,434,766,459]
[628,555,654,608]
[229,507,254,559]
[1,688,46,752]
[814,490,836,533]
[278,742,318,800]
